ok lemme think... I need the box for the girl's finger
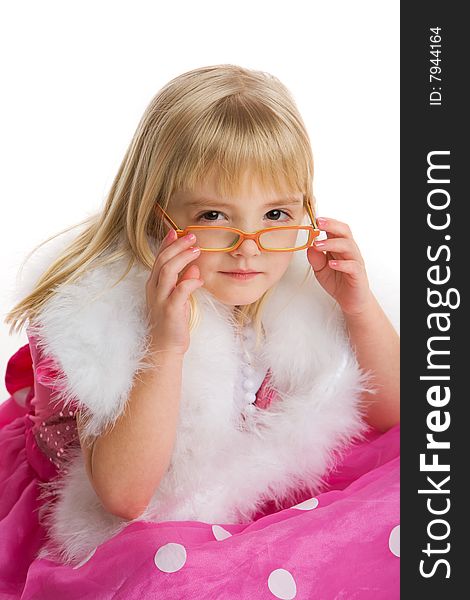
[328,259,364,277]
[313,237,363,264]
[149,229,177,281]
[149,231,196,286]
[317,217,354,240]
[154,246,201,302]
[159,228,177,252]
[178,263,200,283]
[168,277,205,310]
[306,245,329,273]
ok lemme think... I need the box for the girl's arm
[77,346,184,520]
[78,228,203,520]
[343,292,400,432]
[306,216,400,433]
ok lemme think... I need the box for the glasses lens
[190,228,241,250]
[189,227,310,250]
[259,227,310,250]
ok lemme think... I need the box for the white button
[244,392,256,403]
[243,379,256,391]
[244,403,256,414]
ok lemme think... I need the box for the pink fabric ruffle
[1,343,400,599]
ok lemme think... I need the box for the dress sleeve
[4,342,34,396]
[1,343,35,426]
[26,329,81,469]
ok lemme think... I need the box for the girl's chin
[204,284,265,307]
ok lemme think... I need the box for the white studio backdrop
[0,0,399,400]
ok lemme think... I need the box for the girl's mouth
[220,272,261,280]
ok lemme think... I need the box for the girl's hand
[306,217,372,317]
[146,229,204,356]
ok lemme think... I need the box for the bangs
[164,95,312,202]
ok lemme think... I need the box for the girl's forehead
[174,177,303,204]
[170,188,304,211]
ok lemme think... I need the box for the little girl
[1,64,400,598]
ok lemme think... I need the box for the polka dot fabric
[0,343,399,599]
[25,335,81,472]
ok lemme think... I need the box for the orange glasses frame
[155,196,320,252]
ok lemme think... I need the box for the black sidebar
[401,2,467,597]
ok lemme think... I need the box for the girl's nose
[230,238,261,258]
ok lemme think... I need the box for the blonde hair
[5,64,315,345]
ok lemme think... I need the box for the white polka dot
[154,543,187,573]
[389,525,400,557]
[292,497,319,511]
[212,525,232,541]
[72,547,96,569]
[268,568,297,599]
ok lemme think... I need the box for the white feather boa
[17,232,374,565]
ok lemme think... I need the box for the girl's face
[166,171,306,307]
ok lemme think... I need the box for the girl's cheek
[197,253,218,268]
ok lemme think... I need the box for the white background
[0,1,399,400]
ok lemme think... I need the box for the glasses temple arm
[155,203,180,231]
[305,197,319,230]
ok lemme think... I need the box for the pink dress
[0,335,400,599]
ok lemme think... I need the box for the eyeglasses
[155,196,320,252]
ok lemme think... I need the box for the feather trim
[19,238,375,565]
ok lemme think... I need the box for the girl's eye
[265,209,293,221]
[196,209,293,223]
[197,211,224,222]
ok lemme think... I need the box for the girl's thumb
[178,263,200,283]
[306,246,328,275]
